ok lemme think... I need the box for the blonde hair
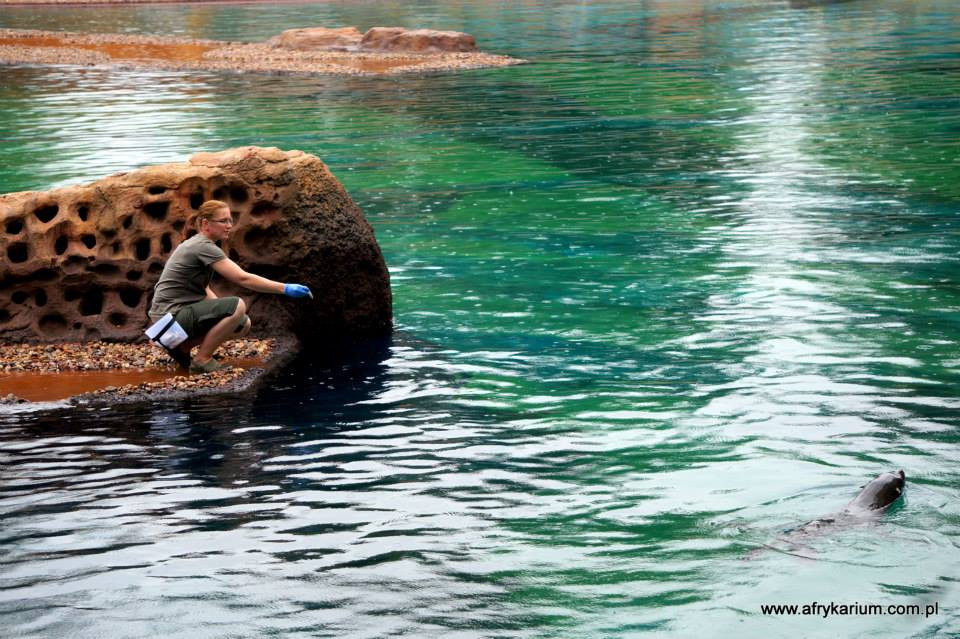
[184,199,231,239]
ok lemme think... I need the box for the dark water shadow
[0,336,396,483]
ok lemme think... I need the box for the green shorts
[173,297,246,339]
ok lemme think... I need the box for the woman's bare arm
[212,258,285,294]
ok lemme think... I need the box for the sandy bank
[0,28,525,76]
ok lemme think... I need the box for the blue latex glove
[283,283,313,299]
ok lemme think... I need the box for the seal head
[845,470,905,513]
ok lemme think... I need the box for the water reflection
[685,16,900,447]
[0,67,217,192]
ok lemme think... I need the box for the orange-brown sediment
[0,338,279,404]
[2,358,262,402]
[0,33,218,63]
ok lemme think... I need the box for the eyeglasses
[210,217,234,226]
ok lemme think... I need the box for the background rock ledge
[0,147,392,347]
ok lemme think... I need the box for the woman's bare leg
[192,299,247,364]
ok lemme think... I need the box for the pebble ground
[0,338,279,405]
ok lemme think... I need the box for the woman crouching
[147,199,311,373]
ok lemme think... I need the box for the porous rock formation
[361,28,477,53]
[268,27,364,51]
[269,26,477,54]
[0,147,392,346]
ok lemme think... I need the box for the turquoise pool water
[1,1,959,636]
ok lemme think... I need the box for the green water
[1,1,959,637]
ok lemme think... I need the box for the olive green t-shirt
[148,234,226,322]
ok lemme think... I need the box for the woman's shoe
[189,358,223,374]
[165,346,191,369]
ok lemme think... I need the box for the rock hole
[34,204,59,224]
[39,313,68,334]
[35,290,47,307]
[54,235,68,255]
[64,288,81,302]
[11,291,28,304]
[91,263,120,276]
[144,201,169,221]
[161,233,172,254]
[135,238,151,261]
[229,186,249,203]
[77,204,90,221]
[73,322,82,329]
[81,234,96,249]
[5,218,24,235]
[251,201,278,217]
[0,309,9,323]
[64,255,88,270]
[190,190,205,209]
[172,220,185,232]
[148,262,163,274]
[112,241,122,255]
[212,187,227,200]
[118,288,143,308]
[80,290,103,316]
[242,226,277,254]
[122,215,133,229]
[148,186,167,195]
[31,268,57,281]
[108,312,127,327]
[245,263,285,281]
[102,228,116,239]
[126,270,142,281]
[7,243,28,263]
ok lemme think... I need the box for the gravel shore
[0,28,526,76]
[0,337,291,406]
[0,338,275,373]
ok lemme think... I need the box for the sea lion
[747,470,906,559]
[845,469,906,513]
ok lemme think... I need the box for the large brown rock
[360,28,477,53]
[268,27,363,51]
[0,147,392,346]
